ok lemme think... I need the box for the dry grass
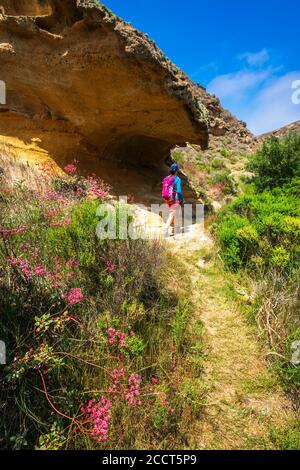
[181,250,297,450]
[255,270,299,356]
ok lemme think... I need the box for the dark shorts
[165,199,181,208]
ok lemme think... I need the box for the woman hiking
[162,163,184,237]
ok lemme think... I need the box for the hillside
[259,120,300,141]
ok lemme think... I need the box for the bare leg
[164,205,177,237]
[166,211,175,230]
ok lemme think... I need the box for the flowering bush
[107,327,126,347]
[0,171,200,450]
[64,163,78,176]
[126,374,141,407]
[80,398,111,443]
[67,288,84,305]
[106,261,117,273]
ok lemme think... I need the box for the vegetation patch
[215,133,300,395]
[0,167,204,450]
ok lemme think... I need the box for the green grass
[269,421,300,450]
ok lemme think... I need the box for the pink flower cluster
[32,265,48,276]
[160,394,175,414]
[81,397,111,443]
[0,225,26,238]
[125,373,141,407]
[109,368,125,400]
[7,243,84,301]
[64,258,80,281]
[86,175,111,201]
[107,327,126,347]
[48,218,71,228]
[8,257,48,279]
[67,288,84,305]
[66,258,80,268]
[8,257,32,278]
[106,261,117,273]
[42,208,60,218]
[64,160,78,175]
[35,189,72,227]
[90,188,107,199]
[39,189,69,204]
[108,368,141,407]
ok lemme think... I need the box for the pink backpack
[162,175,176,201]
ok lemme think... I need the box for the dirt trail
[135,205,296,449]
[175,235,295,450]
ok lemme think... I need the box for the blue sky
[103,0,300,135]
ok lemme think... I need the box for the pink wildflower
[8,257,32,278]
[109,368,125,400]
[66,258,80,268]
[67,288,84,305]
[107,327,126,347]
[125,373,141,407]
[160,393,175,413]
[64,163,78,175]
[80,396,111,443]
[33,265,48,276]
[105,261,117,273]
[0,225,26,238]
[49,218,71,228]
[42,189,68,204]
[90,188,106,199]
[43,208,60,218]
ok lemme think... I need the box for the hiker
[162,163,184,237]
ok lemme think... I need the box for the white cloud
[246,71,300,135]
[207,58,300,136]
[207,68,272,102]
[239,48,270,67]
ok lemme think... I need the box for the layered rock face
[0,0,255,202]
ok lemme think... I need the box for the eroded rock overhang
[0,0,209,194]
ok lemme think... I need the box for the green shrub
[270,246,291,268]
[211,157,226,169]
[216,186,300,271]
[171,150,185,166]
[220,147,233,159]
[248,133,300,191]
[217,215,250,269]
[217,132,300,396]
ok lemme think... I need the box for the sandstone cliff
[0,0,255,203]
